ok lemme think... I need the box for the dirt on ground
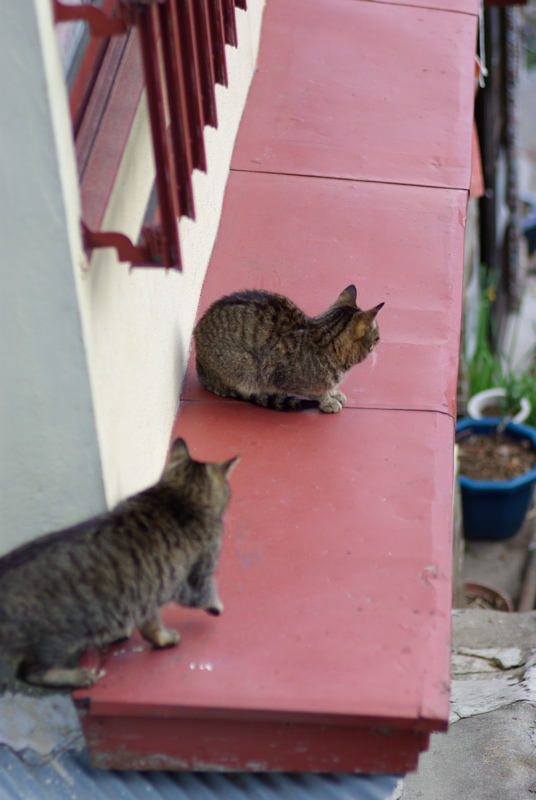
[458,433,536,482]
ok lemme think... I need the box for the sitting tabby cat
[0,438,238,690]
[195,284,384,412]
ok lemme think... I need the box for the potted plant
[456,418,536,540]
[467,386,531,424]
[466,276,533,424]
[460,273,536,540]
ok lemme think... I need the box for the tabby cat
[0,438,238,690]
[195,284,384,412]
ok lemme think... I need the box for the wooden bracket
[53,0,132,36]
[82,223,180,270]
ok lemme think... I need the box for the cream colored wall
[75,3,265,508]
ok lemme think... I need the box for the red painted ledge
[75,0,475,773]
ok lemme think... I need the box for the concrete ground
[396,511,536,800]
[463,509,536,610]
[399,610,536,800]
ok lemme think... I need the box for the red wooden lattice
[53,0,246,269]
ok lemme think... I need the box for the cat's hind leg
[23,665,102,688]
[196,360,243,401]
[18,636,104,689]
[0,650,22,692]
[19,639,104,688]
[139,612,180,648]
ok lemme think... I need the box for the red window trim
[64,0,117,133]
[77,29,143,233]
[53,0,247,269]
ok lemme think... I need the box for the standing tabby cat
[0,438,238,689]
[195,285,384,412]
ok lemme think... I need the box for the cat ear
[366,301,384,319]
[353,303,384,337]
[169,438,191,463]
[335,285,357,307]
[219,455,240,477]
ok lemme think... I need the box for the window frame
[53,0,247,269]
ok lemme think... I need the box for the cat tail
[196,363,317,410]
[246,393,319,411]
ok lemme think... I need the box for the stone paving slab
[399,610,536,799]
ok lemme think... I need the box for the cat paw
[65,667,101,688]
[78,668,106,687]
[329,390,346,404]
[150,628,181,648]
[319,396,343,413]
[61,668,100,688]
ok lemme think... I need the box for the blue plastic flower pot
[456,418,536,541]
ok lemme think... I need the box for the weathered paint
[81,713,429,773]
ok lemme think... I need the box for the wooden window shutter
[54,0,247,269]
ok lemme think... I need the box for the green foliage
[467,270,536,425]
[503,369,536,427]
[468,277,500,398]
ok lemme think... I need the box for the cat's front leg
[177,573,224,616]
[329,389,346,404]
[205,581,224,616]
[139,612,180,648]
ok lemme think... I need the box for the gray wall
[0,0,106,552]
